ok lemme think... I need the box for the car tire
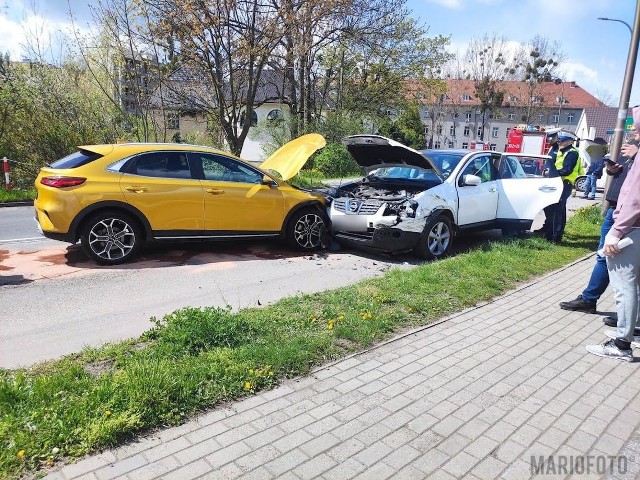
[415,214,453,260]
[285,207,327,251]
[80,210,143,265]
[574,176,586,192]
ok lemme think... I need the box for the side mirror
[461,174,481,186]
[262,175,278,187]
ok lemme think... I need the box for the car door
[455,152,499,227]
[120,151,204,233]
[494,153,562,221]
[192,152,286,233]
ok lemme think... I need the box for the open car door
[494,153,563,230]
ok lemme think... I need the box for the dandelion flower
[17,450,25,458]
[104,410,112,417]
[244,382,252,390]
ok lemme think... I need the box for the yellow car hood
[259,133,326,180]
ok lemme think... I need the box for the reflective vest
[555,147,581,185]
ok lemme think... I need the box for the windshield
[367,166,439,182]
[420,150,466,179]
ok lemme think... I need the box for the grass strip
[0,188,35,203]
[0,206,602,478]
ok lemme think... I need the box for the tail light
[40,177,86,188]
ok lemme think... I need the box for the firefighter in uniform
[546,132,581,243]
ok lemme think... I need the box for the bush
[307,142,360,178]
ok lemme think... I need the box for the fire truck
[505,125,557,155]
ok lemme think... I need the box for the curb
[0,200,33,207]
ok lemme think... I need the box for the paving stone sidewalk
[44,256,640,480]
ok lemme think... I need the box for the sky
[1,0,639,106]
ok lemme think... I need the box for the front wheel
[414,214,453,260]
[574,176,587,192]
[285,207,327,251]
[80,211,142,264]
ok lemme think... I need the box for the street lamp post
[597,17,633,34]
[597,6,640,212]
[554,78,564,127]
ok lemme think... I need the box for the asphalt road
[0,195,600,369]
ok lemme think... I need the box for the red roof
[409,79,605,109]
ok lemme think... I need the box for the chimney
[570,81,577,88]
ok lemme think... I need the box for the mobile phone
[604,157,616,165]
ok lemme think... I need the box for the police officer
[546,132,581,243]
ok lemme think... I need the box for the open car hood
[343,135,439,174]
[259,133,326,180]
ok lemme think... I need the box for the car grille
[333,199,382,215]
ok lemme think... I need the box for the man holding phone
[560,149,637,315]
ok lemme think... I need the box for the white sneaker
[604,330,640,348]
[586,339,633,362]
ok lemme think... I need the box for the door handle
[125,186,147,193]
[539,186,557,192]
[206,188,225,195]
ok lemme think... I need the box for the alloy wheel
[293,212,324,249]
[88,217,137,261]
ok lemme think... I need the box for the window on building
[435,141,441,148]
[491,127,499,138]
[477,126,482,137]
[466,112,472,122]
[167,112,179,130]
[448,140,454,148]
[449,125,456,136]
[490,144,496,150]
[556,96,566,104]
[462,142,468,149]
[567,113,575,123]
[552,114,559,123]
[538,114,545,122]
[437,125,443,135]
[266,109,283,122]
[463,125,470,136]
[508,113,515,121]
[424,126,429,135]
[240,110,258,127]
[462,94,471,101]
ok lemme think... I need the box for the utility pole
[601,3,640,212]
[609,3,640,172]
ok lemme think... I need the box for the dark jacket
[586,159,604,178]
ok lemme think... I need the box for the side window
[130,152,192,179]
[460,154,494,183]
[198,154,262,184]
[502,156,541,178]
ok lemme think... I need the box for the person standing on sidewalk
[559,149,638,320]
[582,156,604,200]
[587,109,640,361]
[545,132,581,243]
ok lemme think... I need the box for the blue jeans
[546,181,573,242]
[607,228,640,342]
[583,174,597,198]
[582,206,615,302]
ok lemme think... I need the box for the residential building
[417,79,605,151]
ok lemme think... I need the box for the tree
[512,35,564,124]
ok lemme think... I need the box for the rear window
[50,150,103,169]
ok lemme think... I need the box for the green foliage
[0,59,123,189]
[307,142,360,177]
[377,104,426,149]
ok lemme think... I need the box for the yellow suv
[35,134,328,264]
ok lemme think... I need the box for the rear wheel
[574,176,586,192]
[80,211,142,264]
[414,214,453,260]
[286,207,327,251]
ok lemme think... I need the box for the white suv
[327,135,563,259]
